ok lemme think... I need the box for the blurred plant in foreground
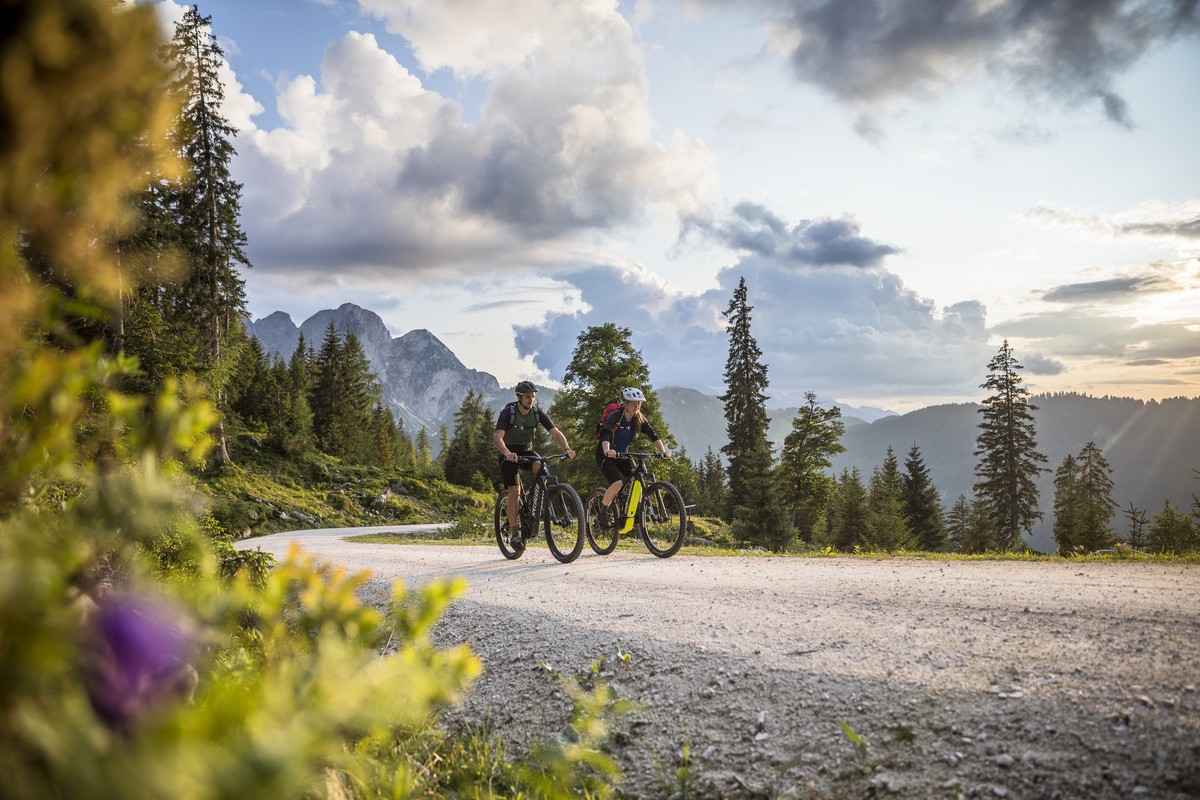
[0,2,477,798]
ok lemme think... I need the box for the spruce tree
[779,391,845,542]
[831,467,869,551]
[415,428,432,471]
[162,5,251,464]
[310,321,343,453]
[330,331,380,462]
[371,402,397,469]
[1052,453,1082,553]
[973,340,1047,550]
[946,495,972,553]
[696,447,727,518]
[720,278,789,548]
[866,447,908,550]
[963,497,998,553]
[902,444,946,551]
[444,390,491,488]
[1075,442,1116,551]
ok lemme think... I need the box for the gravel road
[239,527,1200,799]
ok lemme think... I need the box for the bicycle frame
[612,452,658,534]
[513,455,558,531]
[495,453,585,564]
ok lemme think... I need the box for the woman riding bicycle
[595,386,671,528]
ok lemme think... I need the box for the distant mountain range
[247,304,1200,553]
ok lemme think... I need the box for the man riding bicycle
[595,386,671,528]
[494,380,575,535]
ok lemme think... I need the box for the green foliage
[901,444,946,551]
[717,278,791,550]
[444,498,493,540]
[444,389,497,489]
[1052,441,1117,554]
[779,391,846,541]
[548,323,672,488]
[866,447,909,551]
[973,341,1048,549]
[194,438,486,535]
[719,278,773,524]
[1146,502,1199,554]
[838,719,869,760]
[695,446,727,518]
[828,468,869,551]
[517,665,637,799]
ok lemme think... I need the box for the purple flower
[86,595,197,730]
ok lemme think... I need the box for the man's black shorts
[498,446,538,487]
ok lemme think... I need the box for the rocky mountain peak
[246,305,505,437]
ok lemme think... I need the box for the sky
[147,0,1200,412]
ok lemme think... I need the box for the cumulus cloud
[752,0,1199,130]
[688,202,901,267]
[515,207,991,404]
[231,0,717,278]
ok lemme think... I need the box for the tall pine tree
[163,6,250,465]
[720,278,789,549]
[973,340,1047,550]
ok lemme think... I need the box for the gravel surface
[239,527,1200,799]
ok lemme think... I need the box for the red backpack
[594,403,621,440]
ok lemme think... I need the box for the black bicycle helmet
[515,380,538,395]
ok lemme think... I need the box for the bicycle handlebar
[514,453,570,464]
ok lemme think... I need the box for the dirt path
[240,528,1200,799]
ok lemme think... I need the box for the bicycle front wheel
[640,480,687,558]
[584,488,618,555]
[544,484,584,563]
[494,492,524,560]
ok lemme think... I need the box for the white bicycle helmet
[620,387,646,402]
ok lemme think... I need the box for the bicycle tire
[544,484,585,563]
[640,480,687,558]
[494,491,524,560]
[584,488,619,555]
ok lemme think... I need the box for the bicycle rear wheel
[640,480,687,558]
[584,488,618,555]
[544,484,584,563]
[494,492,524,559]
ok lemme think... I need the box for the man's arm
[493,428,516,461]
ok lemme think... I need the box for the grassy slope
[193,433,493,538]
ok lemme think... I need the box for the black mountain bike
[584,452,687,558]
[494,454,585,563]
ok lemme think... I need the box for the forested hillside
[656,389,1199,553]
[830,394,1200,552]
